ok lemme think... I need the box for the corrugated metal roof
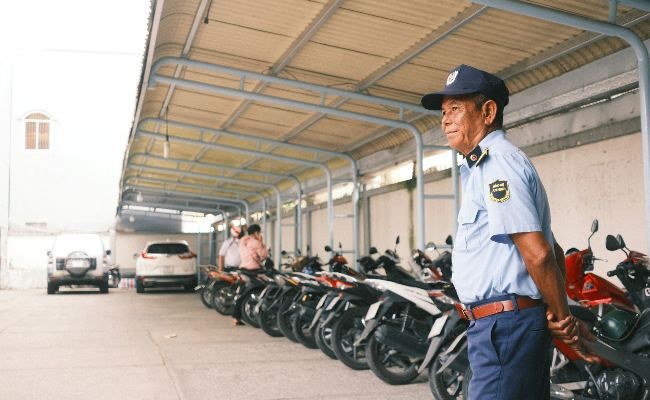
[120,0,650,212]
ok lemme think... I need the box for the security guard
[421,65,596,399]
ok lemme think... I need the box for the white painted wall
[7,49,141,233]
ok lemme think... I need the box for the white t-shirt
[219,238,241,267]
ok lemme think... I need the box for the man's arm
[554,241,566,280]
[511,231,597,362]
[218,255,225,272]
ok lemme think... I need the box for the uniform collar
[465,130,504,168]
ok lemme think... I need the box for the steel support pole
[473,0,650,252]
[136,117,355,258]
[131,164,283,265]
[148,74,430,251]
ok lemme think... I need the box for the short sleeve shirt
[451,130,554,304]
[219,238,240,267]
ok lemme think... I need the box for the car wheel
[135,277,144,294]
[99,280,109,294]
[47,282,57,295]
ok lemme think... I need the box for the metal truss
[131,118,360,264]
[473,0,650,260]
[148,58,456,253]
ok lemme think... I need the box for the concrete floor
[0,288,432,400]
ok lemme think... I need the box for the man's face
[440,95,487,155]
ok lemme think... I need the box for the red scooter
[549,221,650,400]
[564,219,636,313]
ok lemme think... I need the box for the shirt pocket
[456,203,482,250]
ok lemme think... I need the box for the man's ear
[482,99,497,126]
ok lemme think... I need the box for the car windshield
[53,234,104,256]
[146,243,189,255]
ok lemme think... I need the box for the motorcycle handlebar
[606,270,616,277]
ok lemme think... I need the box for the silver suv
[47,233,110,294]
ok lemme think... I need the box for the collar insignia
[466,146,489,168]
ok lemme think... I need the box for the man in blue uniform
[421,65,596,399]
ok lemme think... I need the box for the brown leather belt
[455,296,544,321]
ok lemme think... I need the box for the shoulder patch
[488,180,510,203]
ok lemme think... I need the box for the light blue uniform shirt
[451,130,554,304]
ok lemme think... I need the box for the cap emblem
[446,70,459,86]
[469,154,478,162]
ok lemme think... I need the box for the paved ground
[0,288,432,400]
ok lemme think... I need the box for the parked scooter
[549,232,650,400]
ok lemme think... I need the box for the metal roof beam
[123,188,246,210]
[149,57,434,116]
[123,179,253,223]
[148,68,442,253]
[135,124,339,256]
[128,152,301,188]
[219,0,343,131]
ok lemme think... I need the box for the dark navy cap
[421,64,509,110]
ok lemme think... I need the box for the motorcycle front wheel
[258,303,283,337]
[240,289,262,328]
[314,320,337,359]
[429,335,467,399]
[366,333,420,385]
[200,282,214,309]
[291,307,318,349]
[277,296,300,343]
[331,306,369,370]
[211,282,235,315]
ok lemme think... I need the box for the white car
[47,233,110,294]
[135,240,197,293]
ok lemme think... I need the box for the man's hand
[547,311,600,363]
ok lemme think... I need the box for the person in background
[218,224,243,272]
[233,224,268,325]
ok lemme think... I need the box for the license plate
[326,296,340,311]
[163,266,173,274]
[428,314,449,339]
[316,295,328,310]
[365,301,381,321]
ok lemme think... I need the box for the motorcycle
[355,236,451,385]
[549,231,650,400]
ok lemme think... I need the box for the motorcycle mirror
[338,241,342,249]
[324,245,332,252]
[445,235,453,246]
[616,234,627,250]
[395,236,400,245]
[296,249,302,256]
[281,250,287,256]
[47,250,52,257]
[105,249,112,256]
[369,246,378,255]
[587,219,598,249]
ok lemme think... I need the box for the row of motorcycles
[195,221,650,400]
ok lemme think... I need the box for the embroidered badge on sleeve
[489,180,510,203]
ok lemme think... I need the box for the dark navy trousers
[466,295,551,400]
